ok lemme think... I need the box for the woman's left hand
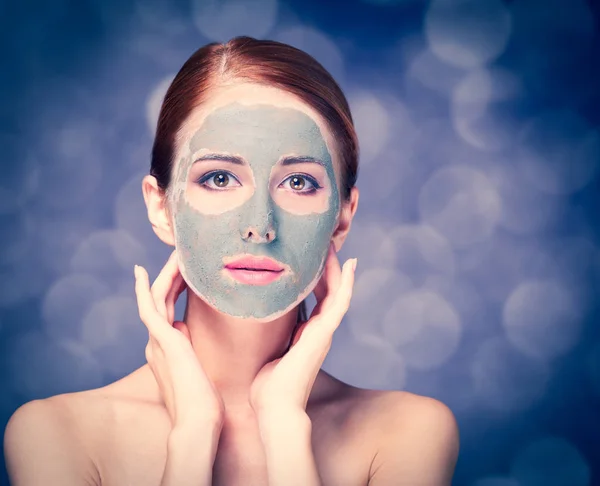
[249,243,357,418]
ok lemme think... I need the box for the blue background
[1,0,599,485]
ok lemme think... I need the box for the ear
[332,186,359,252]
[142,175,176,247]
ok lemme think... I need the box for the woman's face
[169,83,342,320]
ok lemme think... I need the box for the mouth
[223,255,286,285]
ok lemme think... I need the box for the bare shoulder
[353,389,459,486]
[4,395,101,486]
[371,390,458,434]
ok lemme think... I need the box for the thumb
[172,321,192,342]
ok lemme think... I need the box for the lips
[223,255,286,286]
[224,255,284,272]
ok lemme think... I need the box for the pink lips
[223,255,286,285]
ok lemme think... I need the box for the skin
[3,82,459,486]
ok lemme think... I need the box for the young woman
[4,37,459,486]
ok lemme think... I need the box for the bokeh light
[382,289,462,370]
[425,0,512,69]
[418,165,502,248]
[191,0,279,41]
[503,279,583,361]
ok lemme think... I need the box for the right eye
[196,171,242,191]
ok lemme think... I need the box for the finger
[319,245,344,313]
[151,250,179,317]
[173,320,192,342]
[166,273,186,324]
[313,243,340,303]
[134,265,168,340]
[328,258,357,324]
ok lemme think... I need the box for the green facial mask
[170,103,340,319]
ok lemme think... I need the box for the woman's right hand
[134,250,225,430]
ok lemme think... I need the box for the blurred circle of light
[134,0,188,35]
[191,0,278,42]
[425,0,512,69]
[517,110,600,195]
[272,26,345,83]
[489,164,563,236]
[348,267,413,342]
[451,68,523,152]
[146,75,175,135]
[32,214,96,276]
[510,436,591,486]
[406,48,467,97]
[389,224,455,285]
[418,166,502,248]
[456,234,559,304]
[348,90,390,167]
[423,275,488,332]
[42,274,111,342]
[37,118,104,210]
[81,295,148,376]
[6,331,103,400]
[472,477,520,486]
[0,134,40,215]
[70,229,148,289]
[471,337,550,412]
[382,289,461,370]
[323,333,406,390]
[503,279,583,361]
[339,220,398,271]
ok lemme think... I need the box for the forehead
[188,104,332,164]
[175,83,339,166]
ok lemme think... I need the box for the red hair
[151,36,359,201]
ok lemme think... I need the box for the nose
[242,225,276,243]
[241,211,276,243]
[240,188,278,243]
[241,209,277,244]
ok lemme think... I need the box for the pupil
[291,176,305,190]
[214,173,229,187]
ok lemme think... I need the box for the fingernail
[352,258,357,272]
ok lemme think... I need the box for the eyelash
[196,170,322,195]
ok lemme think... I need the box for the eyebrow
[280,156,325,167]
[192,154,325,167]
[193,153,246,165]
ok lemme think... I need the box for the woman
[4,37,459,485]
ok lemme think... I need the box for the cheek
[272,186,331,215]
[172,201,234,261]
[185,182,254,215]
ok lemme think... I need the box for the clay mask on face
[170,103,340,320]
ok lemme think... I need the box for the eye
[196,171,241,191]
[280,174,321,194]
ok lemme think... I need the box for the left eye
[280,175,320,193]
[197,171,242,190]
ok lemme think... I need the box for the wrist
[257,409,311,444]
[169,419,222,451]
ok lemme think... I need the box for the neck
[182,291,300,412]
